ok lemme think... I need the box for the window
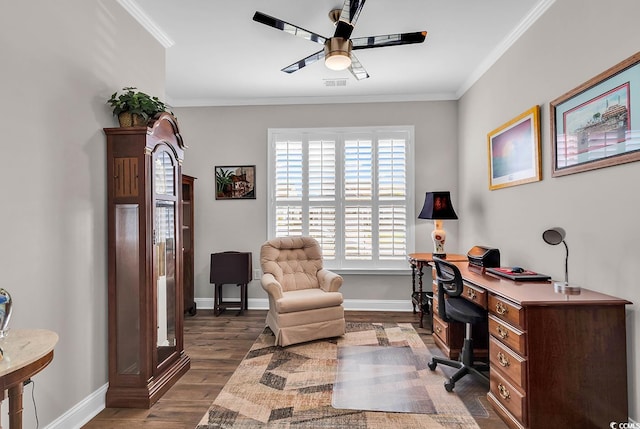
[268,126,415,272]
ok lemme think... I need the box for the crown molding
[167,91,457,108]
[117,0,174,48]
[456,0,556,99]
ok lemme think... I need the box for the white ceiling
[125,0,551,107]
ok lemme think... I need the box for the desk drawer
[463,282,487,309]
[489,336,527,390]
[432,314,449,343]
[489,315,526,355]
[488,294,524,329]
[490,367,527,426]
[433,280,487,310]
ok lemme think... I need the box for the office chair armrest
[436,282,449,321]
[317,269,343,292]
[261,273,284,300]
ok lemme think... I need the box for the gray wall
[174,101,459,307]
[0,0,165,426]
[458,0,640,420]
[2,0,638,426]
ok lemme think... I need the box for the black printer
[467,246,500,268]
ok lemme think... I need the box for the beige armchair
[260,236,346,346]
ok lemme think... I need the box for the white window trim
[267,126,415,273]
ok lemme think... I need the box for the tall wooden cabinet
[104,113,190,408]
[182,174,196,316]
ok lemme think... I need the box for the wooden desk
[407,253,467,328]
[449,262,631,429]
[0,329,58,429]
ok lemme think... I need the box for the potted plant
[107,86,171,127]
[216,168,234,198]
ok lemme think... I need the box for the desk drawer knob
[496,325,509,340]
[435,325,442,334]
[497,351,510,367]
[498,383,511,400]
[467,289,477,300]
[495,301,509,315]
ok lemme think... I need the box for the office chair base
[428,356,489,392]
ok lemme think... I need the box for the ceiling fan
[253,0,427,80]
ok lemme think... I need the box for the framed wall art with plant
[215,165,256,200]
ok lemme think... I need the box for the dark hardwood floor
[83,310,507,429]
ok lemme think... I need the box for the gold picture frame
[487,105,542,190]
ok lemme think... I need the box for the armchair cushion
[274,289,344,314]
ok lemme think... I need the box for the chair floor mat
[332,345,437,414]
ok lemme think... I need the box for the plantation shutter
[344,136,373,260]
[378,137,407,259]
[274,139,303,236]
[309,139,337,258]
[269,127,414,271]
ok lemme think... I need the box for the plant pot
[118,112,147,127]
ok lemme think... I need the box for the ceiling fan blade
[281,50,326,74]
[334,0,366,39]
[340,0,366,25]
[352,31,427,50]
[349,53,369,80]
[253,11,327,44]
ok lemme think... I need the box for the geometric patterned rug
[196,322,485,428]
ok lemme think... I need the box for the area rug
[195,322,484,428]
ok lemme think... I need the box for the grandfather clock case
[104,113,190,408]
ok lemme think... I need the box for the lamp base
[553,282,581,295]
[431,220,447,259]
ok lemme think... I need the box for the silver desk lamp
[542,227,580,294]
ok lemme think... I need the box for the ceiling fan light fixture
[253,2,427,79]
[324,37,352,71]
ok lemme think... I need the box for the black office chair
[427,256,489,391]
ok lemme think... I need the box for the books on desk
[485,267,551,282]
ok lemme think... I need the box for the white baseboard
[195,297,413,312]
[45,383,107,429]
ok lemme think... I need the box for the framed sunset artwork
[487,105,542,190]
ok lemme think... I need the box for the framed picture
[487,105,542,190]
[550,51,640,177]
[215,165,256,200]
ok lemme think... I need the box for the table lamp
[418,191,458,258]
[542,227,580,294]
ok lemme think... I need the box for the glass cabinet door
[115,204,141,375]
[153,148,178,366]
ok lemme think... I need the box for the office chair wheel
[428,360,437,371]
[444,380,455,392]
